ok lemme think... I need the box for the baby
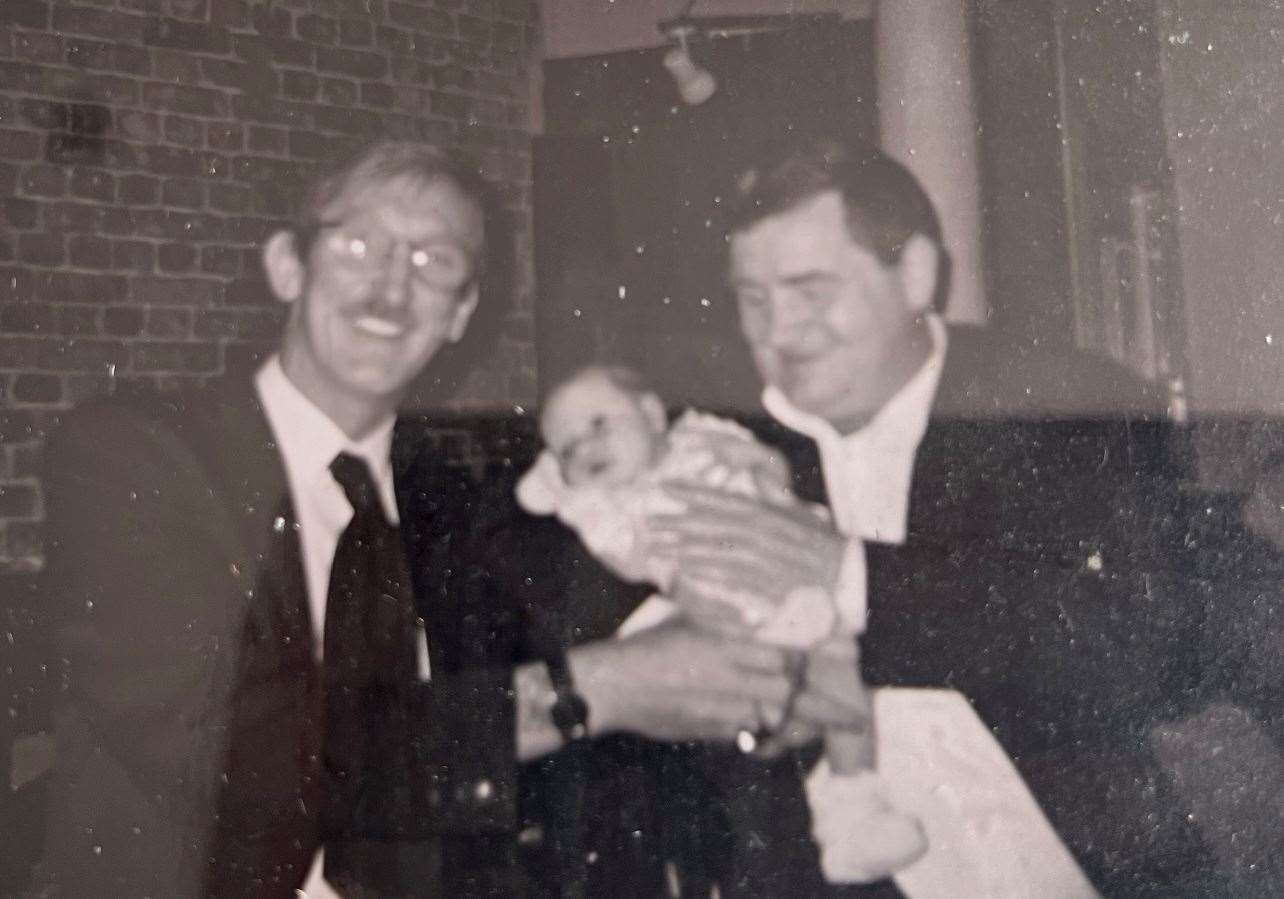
[518,365,927,883]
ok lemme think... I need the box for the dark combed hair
[727,132,952,308]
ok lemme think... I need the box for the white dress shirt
[767,316,1097,897]
[255,355,398,648]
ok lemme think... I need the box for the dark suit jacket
[747,327,1215,896]
[37,382,520,898]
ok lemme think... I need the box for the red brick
[0,337,42,368]
[0,483,39,518]
[320,76,358,106]
[209,182,250,213]
[0,128,41,160]
[168,0,209,20]
[132,340,218,372]
[206,123,243,151]
[230,94,312,127]
[69,169,116,202]
[0,61,39,93]
[119,174,160,205]
[377,27,418,56]
[37,271,128,304]
[137,145,220,178]
[57,304,100,336]
[11,444,43,480]
[18,232,65,266]
[339,18,374,47]
[282,69,318,99]
[144,306,192,337]
[14,30,61,63]
[249,185,291,217]
[116,109,160,143]
[201,57,271,92]
[45,135,137,169]
[225,216,284,246]
[64,38,149,74]
[387,3,453,36]
[12,374,62,404]
[51,7,147,43]
[151,47,202,82]
[0,198,39,229]
[112,239,155,271]
[315,104,383,135]
[248,125,286,155]
[131,209,223,241]
[457,15,491,47]
[360,81,395,108]
[0,266,34,303]
[158,242,196,272]
[199,244,241,276]
[0,1,50,30]
[232,154,304,185]
[164,114,204,147]
[225,278,274,306]
[38,337,129,372]
[17,98,64,130]
[69,235,113,268]
[210,0,249,28]
[1,303,56,334]
[143,17,231,54]
[102,305,144,336]
[142,82,227,117]
[497,0,530,23]
[161,177,204,209]
[297,15,338,44]
[130,275,222,306]
[195,308,280,340]
[316,46,386,79]
[234,34,312,69]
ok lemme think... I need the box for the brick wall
[0,0,540,572]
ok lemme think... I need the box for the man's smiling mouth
[353,315,406,338]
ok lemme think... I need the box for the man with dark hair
[652,132,1206,895]
[34,139,855,897]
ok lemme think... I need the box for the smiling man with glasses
[34,140,849,898]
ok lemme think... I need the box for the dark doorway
[534,17,876,415]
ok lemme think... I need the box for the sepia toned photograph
[1,1,1281,896]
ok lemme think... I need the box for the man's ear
[446,283,480,343]
[897,233,940,315]
[639,391,667,433]
[263,230,304,304]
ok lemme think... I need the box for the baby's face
[541,374,665,489]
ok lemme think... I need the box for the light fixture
[657,5,835,107]
[662,26,717,106]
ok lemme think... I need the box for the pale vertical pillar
[876,0,987,323]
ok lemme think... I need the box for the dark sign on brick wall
[0,0,540,571]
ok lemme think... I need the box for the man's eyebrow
[781,270,839,285]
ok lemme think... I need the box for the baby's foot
[807,767,928,883]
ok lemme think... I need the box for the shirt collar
[763,313,947,449]
[255,355,398,520]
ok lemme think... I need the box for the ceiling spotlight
[663,28,716,106]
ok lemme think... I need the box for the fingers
[793,687,870,731]
[672,571,779,627]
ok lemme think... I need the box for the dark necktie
[322,452,417,858]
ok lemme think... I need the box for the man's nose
[760,293,813,349]
[374,241,414,308]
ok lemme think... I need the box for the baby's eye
[589,415,608,434]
